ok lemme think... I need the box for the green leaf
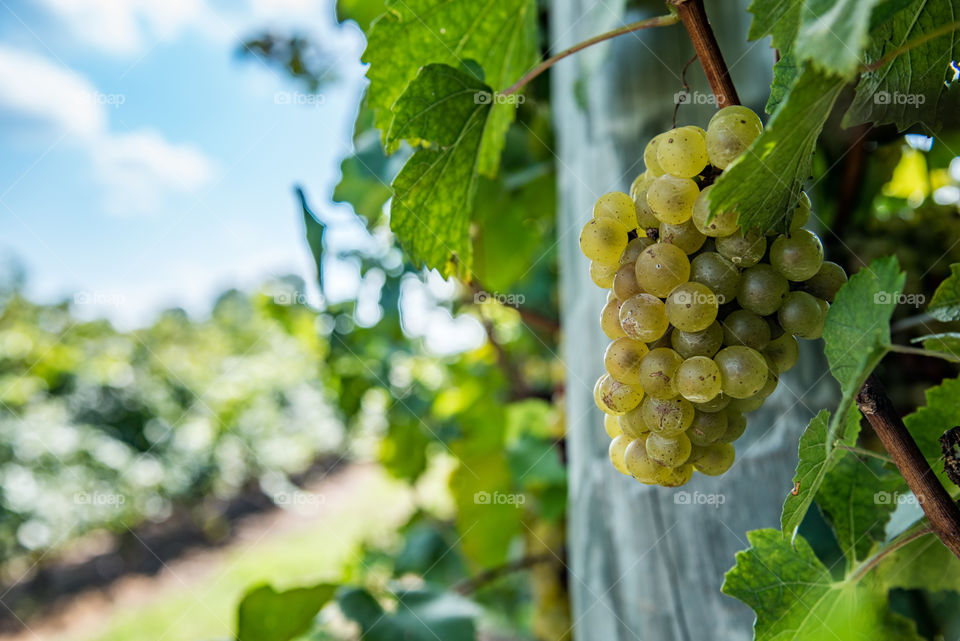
[815,451,906,565]
[387,64,492,276]
[333,129,404,225]
[338,587,478,641]
[723,529,924,641]
[903,375,960,486]
[747,0,801,47]
[362,0,538,176]
[875,533,960,593]
[912,332,960,361]
[379,417,430,482]
[767,51,799,113]
[794,0,883,77]
[844,0,960,131]
[928,263,960,321]
[393,522,466,584]
[336,0,386,31]
[708,66,846,233]
[236,583,336,641]
[297,187,325,292]
[781,407,862,537]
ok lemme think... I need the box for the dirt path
[0,463,383,641]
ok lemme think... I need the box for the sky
[0,0,377,328]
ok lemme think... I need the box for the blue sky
[0,0,374,327]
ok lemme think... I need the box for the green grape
[676,355,722,403]
[688,444,709,463]
[763,332,799,373]
[619,293,669,342]
[640,396,694,437]
[789,192,811,231]
[643,133,667,176]
[693,443,735,476]
[714,345,767,398]
[716,227,766,267]
[705,110,761,169]
[708,105,763,133]
[629,172,653,199]
[613,262,643,300]
[646,432,692,467]
[619,406,650,439]
[594,374,644,415]
[685,409,728,446]
[691,185,739,237]
[646,331,673,351]
[802,298,829,340]
[656,126,709,178]
[721,309,771,350]
[624,437,660,483]
[590,261,617,288]
[671,321,723,358]
[580,217,628,264]
[665,282,720,332]
[604,336,650,385]
[600,299,626,340]
[695,392,730,412]
[803,261,847,302]
[594,191,638,230]
[631,185,662,230]
[637,347,684,399]
[646,175,700,224]
[655,462,693,487]
[608,434,632,475]
[635,243,691,297]
[659,219,706,254]
[770,229,824,281]
[737,264,789,315]
[727,392,764,414]
[604,414,622,438]
[690,252,739,304]
[777,291,824,337]
[620,236,654,265]
[718,411,746,443]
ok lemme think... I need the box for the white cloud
[0,46,215,215]
[0,44,104,136]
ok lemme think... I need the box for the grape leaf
[875,533,960,593]
[363,0,538,177]
[336,0,385,31]
[912,332,960,360]
[236,583,336,641]
[767,52,799,113]
[815,451,906,565]
[844,0,960,131]
[903,375,960,486]
[708,66,846,234]
[297,187,325,293]
[334,128,405,226]
[387,64,492,276]
[928,263,960,321]
[794,0,883,77]
[723,529,924,641]
[781,407,862,537]
[338,587,478,641]
[747,0,801,46]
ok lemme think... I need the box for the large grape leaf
[708,66,846,234]
[903,375,960,486]
[386,64,492,276]
[815,451,906,566]
[723,529,924,641]
[362,0,538,177]
[236,583,336,641]
[794,0,883,77]
[844,0,960,131]
[338,587,478,641]
[333,128,405,226]
[781,408,862,537]
[928,263,960,321]
[875,533,960,593]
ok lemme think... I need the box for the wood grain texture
[551,2,838,638]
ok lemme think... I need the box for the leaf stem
[668,0,740,107]
[454,552,555,593]
[889,343,960,363]
[849,522,933,583]
[864,20,960,72]
[836,444,894,465]
[500,13,680,96]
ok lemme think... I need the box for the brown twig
[453,552,555,594]
[856,374,960,560]
[500,13,680,96]
[672,54,699,127]
[668,0,740,107]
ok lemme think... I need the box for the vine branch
[500,13,680,96]
[453,552,555,594]
[668,0,740,107]
[856,374,960,560]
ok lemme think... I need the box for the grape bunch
[580,105,847,487]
